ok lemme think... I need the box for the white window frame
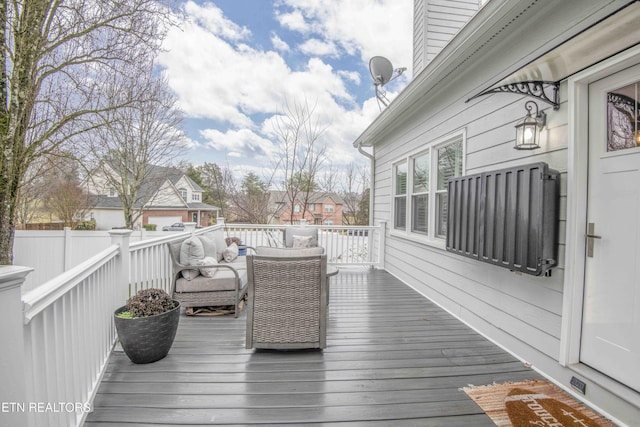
[391,130,466,248]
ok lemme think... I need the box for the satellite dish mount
[369,56,406,109]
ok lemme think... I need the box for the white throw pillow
[198,256,218,278]
[292,235,313,248]
[197,234,217,259]
[223,242,239,262]
[180,237,204,280]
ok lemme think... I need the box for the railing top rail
[129,225,222,252]
[22,245,120,324]
[223,224,379,229]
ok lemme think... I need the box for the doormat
[462,380,616,426]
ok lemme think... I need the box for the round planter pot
[114,300,181,364]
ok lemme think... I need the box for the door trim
[562,45,640,367]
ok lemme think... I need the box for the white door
[581,65,640,392]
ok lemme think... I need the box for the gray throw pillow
[180,237,204,280]
[198,234,217,259]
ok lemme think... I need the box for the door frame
[561,45,640,391]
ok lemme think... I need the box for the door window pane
[607,81,639,152]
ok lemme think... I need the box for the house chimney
[413,0,482,75]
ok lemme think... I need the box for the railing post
[217,217,225,225]
[377,220,386,270]
[184,222,197,235]
[109,230,132,304]
[0,266,32,427]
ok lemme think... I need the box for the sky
[157,0,414,182]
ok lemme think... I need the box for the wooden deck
[85,268,541,426]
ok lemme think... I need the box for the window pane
[412,194,428,234]
[436,139,463,238]
[436,192,448,238]
[413,153,429,193]
[395,163,407,195]
[437,141,463,190]
[607,82,639,152]
[394,196,406,230]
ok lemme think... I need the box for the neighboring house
[353,0,640,424]
[84,163,219,230]
[270,191,344,225]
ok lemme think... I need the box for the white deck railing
[1,222,383,427]
[222,223,385,267]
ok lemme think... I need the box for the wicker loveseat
[245,246,327,349]
[167,231,250,318]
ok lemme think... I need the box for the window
[108,188,116,197]
[178,188,187,200]
[192,193,200,201]
[411,153,429,234]
[324,204,334,212]
[392,132,464,243]
[436,140,463,237]
[393,162,407,230]
[294,204,301,213]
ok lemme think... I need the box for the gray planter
[114,300,180,364]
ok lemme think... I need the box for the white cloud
[270,32,290,51]
[275,9,309,33]
[184,1,251,42]
[299,38,339,57]
[200,128,276,159]
[276,0,413,76]
[159,0,413,171]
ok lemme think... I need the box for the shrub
[75,220,96,230]
[144,224,157,231]
[125,288,175,318]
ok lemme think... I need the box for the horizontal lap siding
[373,84,568,361]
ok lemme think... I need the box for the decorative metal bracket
[467,81,560,110]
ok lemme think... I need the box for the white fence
[13,229,170,292]
[1,223,384,427]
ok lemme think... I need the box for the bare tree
[43,158,93,228]
[85,66,186,229]
[338,162,370,225]
[0,0,173,263]
[271,98,327,224]
[224,172,272,224]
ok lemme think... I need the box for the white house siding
[149,180,185,207]
[362,0,639,422]
[92,208,126,230]
[375,86,566,348]
[413,0,480,75]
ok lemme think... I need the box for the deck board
[85,268,541,426]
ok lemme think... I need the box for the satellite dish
[369,56,394,86]
[369,56,407,109]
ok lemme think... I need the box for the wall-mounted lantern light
[514,101,546,150]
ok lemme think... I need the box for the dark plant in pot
[114,288,180,364]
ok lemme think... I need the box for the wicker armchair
[167,239,248,318]
[245,250,327,350]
